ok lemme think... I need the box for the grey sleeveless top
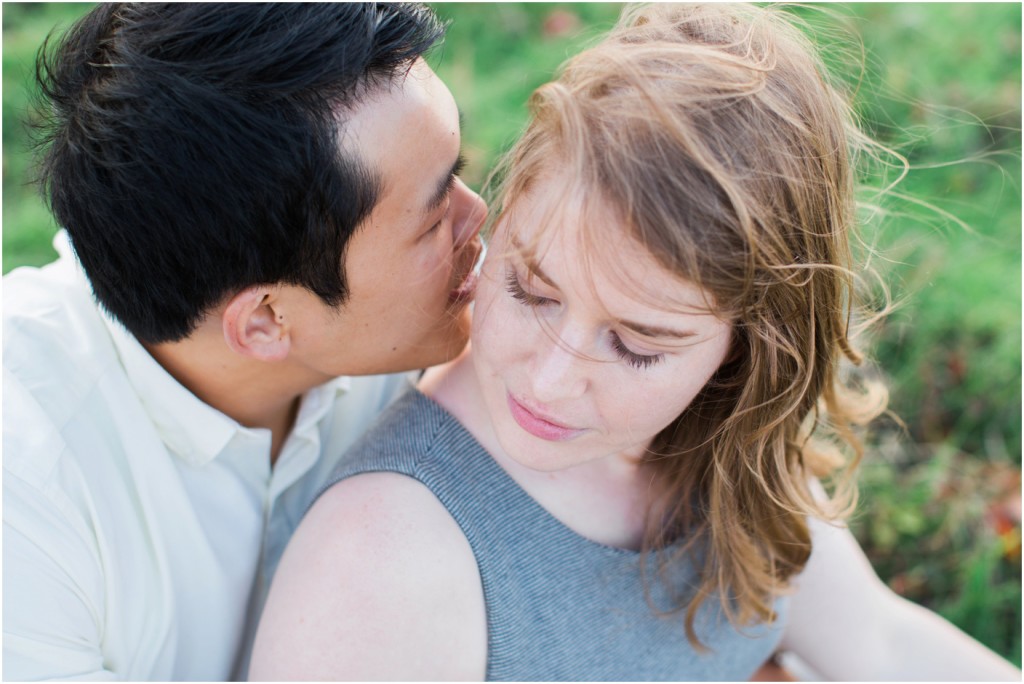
[321,389,786,681]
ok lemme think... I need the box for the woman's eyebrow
[618,320,696,340]
[510,234,699,340]
[509,234,558,288]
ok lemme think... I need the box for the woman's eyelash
[506,267,662,370]
[505,268,552,307]
[610,333,663,370]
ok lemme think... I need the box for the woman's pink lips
[507,394,584,442]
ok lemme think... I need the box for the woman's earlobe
[222,286,291,362]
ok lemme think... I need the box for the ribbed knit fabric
[321,389,786,681]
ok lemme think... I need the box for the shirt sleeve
[2,373,114,681]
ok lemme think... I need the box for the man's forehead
[335,60,462,216]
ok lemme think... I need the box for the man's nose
[450,177,487,249]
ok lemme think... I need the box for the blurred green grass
[3,2,1021,666]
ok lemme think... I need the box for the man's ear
[222,286,291,362]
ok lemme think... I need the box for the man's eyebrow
[424,152,466,215]
[510,236,697,340]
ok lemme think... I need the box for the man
[3,3,485,680]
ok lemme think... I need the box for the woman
[250,4,1020,680]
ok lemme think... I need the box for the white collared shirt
[3,233,414,680]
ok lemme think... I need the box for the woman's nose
[529,330,589,404]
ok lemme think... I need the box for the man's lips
[507,393,585,442]
[448,271,477,306]
[448,237,484,305]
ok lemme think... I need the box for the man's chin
[422,313,472,368]
[384,322,472,376]
[331,309,471,377]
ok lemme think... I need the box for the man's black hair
[33,3,446,343]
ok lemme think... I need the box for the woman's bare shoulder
[249,472,486,681]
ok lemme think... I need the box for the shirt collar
[54,230,353,466]
[92,313,345,472]
[291,374,351,442]
[101,310,353,466]
[101,310,249,465]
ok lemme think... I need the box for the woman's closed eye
[505,268,555,307]
[610,332,663,370]
[506,266,663,370]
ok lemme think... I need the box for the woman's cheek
[474,296,510,356]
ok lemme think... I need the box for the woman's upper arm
[782,516,1020,681]
[779,516,894,678]
[248,472,487,681]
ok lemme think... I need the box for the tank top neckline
[411,387,647,558]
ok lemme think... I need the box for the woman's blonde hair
[492,3,889,645]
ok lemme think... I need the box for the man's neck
[142,335,316,465]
